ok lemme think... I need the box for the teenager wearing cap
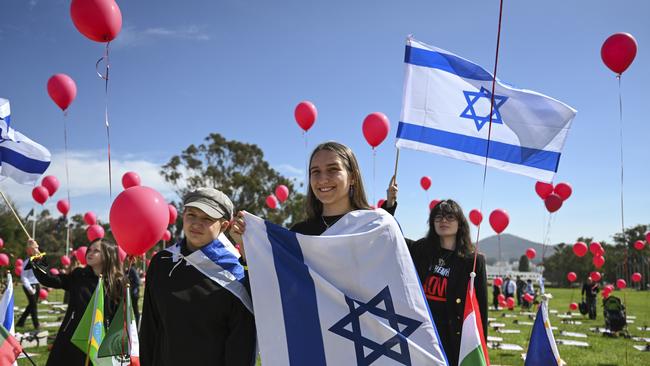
[140,188,256,366]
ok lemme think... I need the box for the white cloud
[114,25,211,48]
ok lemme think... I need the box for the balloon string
[63,111,71,254]
[372,148,376,205]
[617,75,629,283]
[473,0,504,274]
[97,41,114,200]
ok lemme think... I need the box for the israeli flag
[0,129,51,185]
[0,273,15,335]
[243,210,448,366]
[0,98,15,141]
[396,37,577,182]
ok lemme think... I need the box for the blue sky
[1,0,648,246]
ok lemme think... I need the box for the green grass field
[12,287,650,365]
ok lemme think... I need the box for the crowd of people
[19,141,489,366]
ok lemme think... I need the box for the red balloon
[593,255,605,269]
[567,272,577,283]
[162,230,172,242]
[61,255,71,267]
[56,199,70,216]
[70,0,122,42]
[32,186,49,205]
[573,242,588,257]
[49,268,60,275]
[47,74,77,111]
[604,284,615,293]
[525,248,536,260]
[616,279,627,289]
[38,288,48,300]
[0,254,9,267]
[361,112,390,148]
[75,246,88,265]
[122,171,141,189]
[544,193,563,213]
[497,294,505,302]
[118,246,127,262]
[420,176,432,191]
[15,259,23,267]
[506,297,515,308]
[634,240,645,251]
[646,232,650,243]
[87,224,105,242]
[632,272,642,283]
[489,209,509,234]
[0,238,3,249]
[589,271,601,282]
[589,242,604,256]
[14,267,22,276]
[110,186,170,256]
[569,302,578,311]
[524,293,534,303]
[266,194,278,209]
[534,181,554,200]
[377,199,386,208]
[294,101,317,132]
[275,185,290,203]
[494,277,503,287]
[553,182,572,201]
[428,199,440,211]
[168,204,178,226]
[42,175,60,196]
[84,212,97,226]
[468,209,482,226]
[601,33,638,74]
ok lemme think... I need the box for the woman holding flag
[26,238,124,366]
[384,190,488,366]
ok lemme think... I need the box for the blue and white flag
[0,128,51,185]
[163,236,252,313]
[524,300,562,366]
[0,273,15,335]
[243,209,448,366]
[0,98,15,141]
[396,37,577,182]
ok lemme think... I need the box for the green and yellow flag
[71,277,110,366]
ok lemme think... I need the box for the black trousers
[17,284,40,328]
[132,295,140,324]
[587,297,597,319]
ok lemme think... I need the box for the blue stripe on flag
[200,239,245,281]
[0,146,50,173]
[1,294,13,331]
[397,121,561,172]
[265,222,326,366]
[524,305,556,366]
[405,45,493,81]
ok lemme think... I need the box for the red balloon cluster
[601,33,638,75]
[572,241,588,257]
[275,185,289,203]
[70,0,122,43]
[266,195,278,209]
[47,74,77,111]
[589,242,605,256]
[567,272,577,283]
[295,101,317,132]
[489,209,509,234]
[468,209,482,226]
[420,177,431,191]
[534,181,572,213]
[525,248,536,260]
[362,112,390,148]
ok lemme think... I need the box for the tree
[160,133,306,227]
[518,255,530,272]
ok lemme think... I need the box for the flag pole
[0,190,33,240]
[20,350,37,366]
[392,148,400,179]
[85,275,102,366]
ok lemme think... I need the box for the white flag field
[243,210,448,366]
[396,37,577,182]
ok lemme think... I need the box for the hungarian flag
[98,287,140,365]
[71,277,110,366]
[0,324,21,365]
[458,275,489,366]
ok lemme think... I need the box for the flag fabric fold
[524,299,562,366]
[0,324,21,366]
[71,277,110,366]
[0,273,20,366]
[98,287,140,365]
[243,209,448,366]
[459,275,489,366]
[0,98,15,141]
[0,129,51,185]
[396,37,577,182]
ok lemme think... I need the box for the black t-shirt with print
[422,248,455,328]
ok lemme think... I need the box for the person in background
[17,249,40,330]
[516,275,526,306]
[127,264,141,324]
[492,281,502,310]
[581,277,599,320]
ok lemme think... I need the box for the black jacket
[140,241,256,366]
[31,260,118,366]
[405,238,488,362]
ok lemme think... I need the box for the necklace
[321,215,330,229]
[437,250,454,267]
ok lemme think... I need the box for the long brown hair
[426,199,474,258]
[88,239,125,304]
[305,141,370,219]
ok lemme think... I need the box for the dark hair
[426,199,474,258]
[305,141,370,219]
[88,239,125,304]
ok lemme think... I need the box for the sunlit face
[433,212,459,238]
[183,207,228,248]
[86,242,104,270]
[309,150,354,211]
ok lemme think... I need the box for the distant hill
[477,233,557,264]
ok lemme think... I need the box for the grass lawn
[11,286,649,365]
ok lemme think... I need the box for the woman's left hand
[386,175,398,207]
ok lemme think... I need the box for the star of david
[459,86,508,131]
[329,286,422,366]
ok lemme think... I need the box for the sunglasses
[433,214,457,223]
